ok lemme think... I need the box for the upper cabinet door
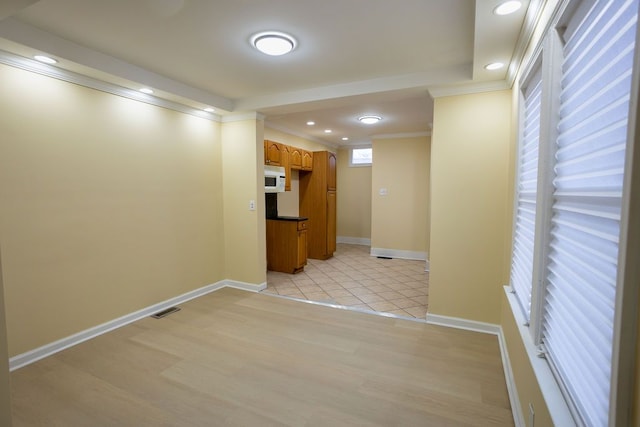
[327,152,337,191]
[264,140,282,165]
[290,147,303,170]
[301,150,313,171]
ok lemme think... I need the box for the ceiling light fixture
[494,1,522,15]
[251,31,297,56]
[306,121,315,126]
[34,55,57,64]
[485,62,505,70]
[324,129,332,133]
[358,115,382,125]
[342,137,349,141]
[139,87,154,94]
[204,107,215,113]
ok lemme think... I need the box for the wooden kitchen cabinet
[266,218,308,273]
[280,144,291,191]
[301,150,313,170]
[299,151,337,260]
[289,147,303,170]
[264,140,283,165]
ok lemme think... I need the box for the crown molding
[264,121,339,149]
[0,49,223,121]
[507,0,551,86]
[221,112,265,123]
[372,131,432,140]
[427,80,511,99]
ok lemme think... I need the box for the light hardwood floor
[11,288,514,426]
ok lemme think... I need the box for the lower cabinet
[266,218,308,274]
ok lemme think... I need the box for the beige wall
[221,119,266,285]
[370,136,430,255]
[336,147,372,240]
[0,64,226,355]
[263,127,334,217]
[429,91,512,324]
[0,251,12,427]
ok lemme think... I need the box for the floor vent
[151,307,181,319]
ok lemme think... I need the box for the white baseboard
[426,312,524,427]
[370,247,427,261]
[337,236,371,246]
[225,279,266,292]
[426,313,501,335]
[9,280,263,371]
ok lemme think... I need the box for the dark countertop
[267,216,308,221]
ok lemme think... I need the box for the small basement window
[349,147,372,166]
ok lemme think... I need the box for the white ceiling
[0,0,534,146]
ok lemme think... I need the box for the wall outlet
[379,188,388,196]
[249,200,256,211]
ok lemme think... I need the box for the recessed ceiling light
[324,129,332,133]
[358,115,382,125]
[485,62,505,70]
[204,107,215,113]
[494,1,522,15]
[306,121,315,126]
[33,55,57,64]
[342,137,349,141]
[251,31,297,56]
[139,87,154,94]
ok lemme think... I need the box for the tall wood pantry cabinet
[299,151,336,260]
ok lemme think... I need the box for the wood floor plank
[11,287,514,426]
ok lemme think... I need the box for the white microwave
[264,165,286,193]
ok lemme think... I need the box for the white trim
[337,236,371,246]
[221,112,265,123]
[224,279,267,292]
[503,286,576,427]
[370,247,427,261]
[427,80,510,99]
[425,313,501,335]
[371,131,432,140]
[0,49,222,122]
[0,18,233,111]
[425,312,524,427]
[263,122,340,149]
[9,280,264,371]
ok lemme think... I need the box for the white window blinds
[510,65,543,321]
[541,0,638,425]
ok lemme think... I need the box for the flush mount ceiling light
[139,87,154,94]
[358,115,382,125]
[34,55,57,64]
[251,31,297,56]
[494,1,522,15]
[485,62,505,70]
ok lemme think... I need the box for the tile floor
[263,243,429,319]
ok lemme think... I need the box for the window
[509,0,639,425]
[349,147,372,166]
[510,63,543,322]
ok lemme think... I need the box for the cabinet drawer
[297,221,307,231]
